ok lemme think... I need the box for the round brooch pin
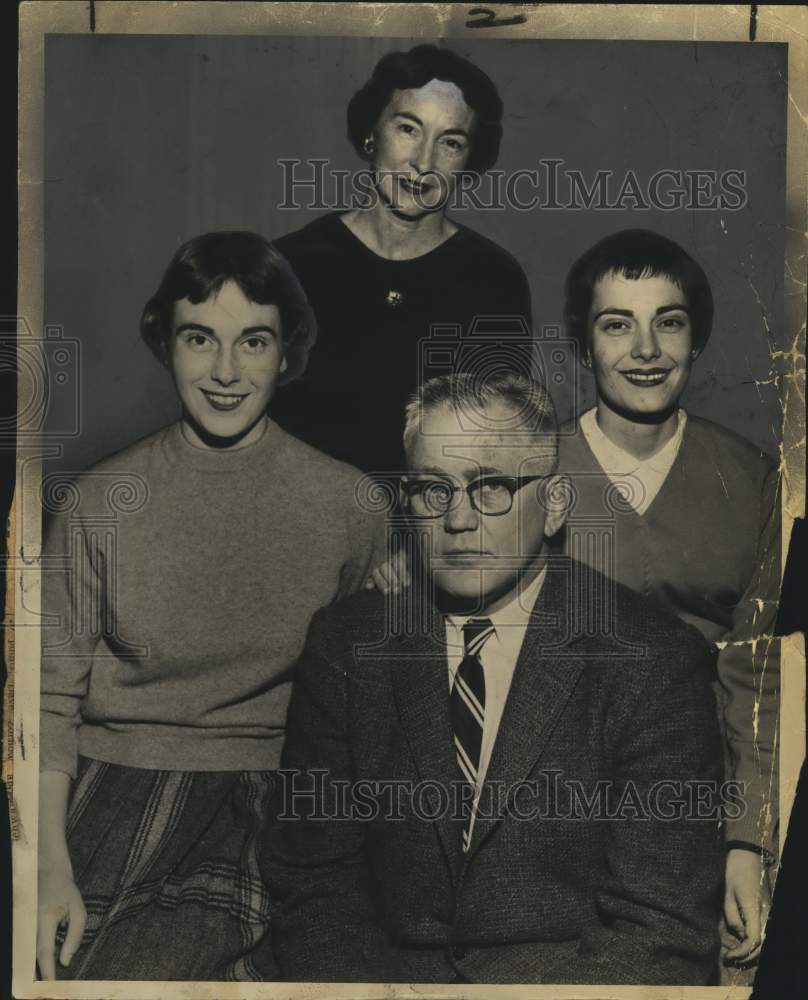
[385,289,403,307]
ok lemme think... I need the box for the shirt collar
[580,406,687,475]
[445,564,548,644]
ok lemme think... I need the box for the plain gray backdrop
[43,34,787,471]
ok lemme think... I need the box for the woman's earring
[582,354,592,369]
[690,349,699,360]
[363,136,375,155]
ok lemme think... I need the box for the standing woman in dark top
[272,44,532,475]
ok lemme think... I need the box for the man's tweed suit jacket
[266,556,725,985]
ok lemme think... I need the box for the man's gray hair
[403,371,559,462]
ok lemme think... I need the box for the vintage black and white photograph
[9,2,807,997]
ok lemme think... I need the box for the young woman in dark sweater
[271,44,533,476]
[36,232,382,981]
[557,229,780,976]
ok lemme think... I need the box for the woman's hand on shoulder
[37,861,86,979]
[365,548,411,595]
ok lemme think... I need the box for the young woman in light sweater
[557,229,780,976]
[36,232,383,981]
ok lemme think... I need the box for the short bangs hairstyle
[140,231,316,384]
[403,371,559,471]
[564,229,714,355]
[347,44,503,175]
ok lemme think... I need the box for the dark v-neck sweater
[556,413,780,851]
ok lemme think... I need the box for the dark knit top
[271,212,533,474]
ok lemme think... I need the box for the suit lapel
[390,589,465,880]
[465,558,586,860]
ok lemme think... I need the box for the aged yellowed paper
[10,3,806,998]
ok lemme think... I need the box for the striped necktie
[451,617,495,852]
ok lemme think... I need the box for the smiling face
[170,280,286,449]
[588,271,695,424]
[370,78,475,218]
[405,401,565,612]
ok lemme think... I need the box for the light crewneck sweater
[40,419,383,777]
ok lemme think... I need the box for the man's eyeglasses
[400,474,546,518]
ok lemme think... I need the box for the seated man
[265,371,725,985]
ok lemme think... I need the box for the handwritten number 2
[466,7,528,29]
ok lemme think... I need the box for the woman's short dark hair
[140,231,316,384]
[563,229,714,355]
[347,44,503,174]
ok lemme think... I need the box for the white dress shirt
[444,566,547,838]
[579,407,687,516]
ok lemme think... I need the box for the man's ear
[541,473,572,539]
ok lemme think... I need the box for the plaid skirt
[55,757,278,981]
